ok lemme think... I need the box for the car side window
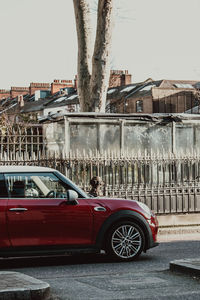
[5,172,68,199]
[0,174,8,197]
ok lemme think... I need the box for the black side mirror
[67,190,78,204]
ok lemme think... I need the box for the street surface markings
[76,273,167,291]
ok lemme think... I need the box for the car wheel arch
[95,210,151,251]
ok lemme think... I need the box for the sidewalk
[157,213,200,242]
[158,213,200,277]
[0,271,50,300]
[170,259,200,276]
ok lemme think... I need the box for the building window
[136,100,143,112]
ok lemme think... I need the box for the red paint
[5,197,158,249]
[7,198,93,247]
[0,199,10,247]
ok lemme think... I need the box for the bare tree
[73,0,114,112]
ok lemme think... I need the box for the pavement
[158,213,200,278]
[170,258,200,276]
[0,271,50,300]
[0,213,200,300]
[157,212,200,242]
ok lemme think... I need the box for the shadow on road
[0,252,153,269]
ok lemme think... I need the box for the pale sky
[0,0,200,89]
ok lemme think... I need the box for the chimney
[109,70,132,87]
[29,82,50,95]
[51,79,74,95]
[0,89,10,100]
[18,95,24,107]
[11,87,29,98]
[121,70,132,86]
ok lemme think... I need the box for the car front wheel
[105,221,145,261]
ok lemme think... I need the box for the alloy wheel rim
[111,225,142,259]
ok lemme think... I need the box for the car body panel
[82,198,158,249]
[0,199,10,248]
[7,198,94,247]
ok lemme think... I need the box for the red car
[0,166,158,261]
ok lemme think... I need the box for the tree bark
[73,0,92,111]
[89,0,114,112]
[73,0,114,112]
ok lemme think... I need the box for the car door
[0,174,10,248]
[5,172,94,247]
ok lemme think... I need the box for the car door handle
[94,206,106,212]
[9,208,28,212]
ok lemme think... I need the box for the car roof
[0,166,56,173]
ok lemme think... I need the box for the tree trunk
[89,0,114,112]
[73,0,114,112]
[73,0,92,111]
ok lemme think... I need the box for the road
[0,239,200,299]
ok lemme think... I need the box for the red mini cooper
[0,166,158,261]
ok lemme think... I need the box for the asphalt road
[1,239,200,300]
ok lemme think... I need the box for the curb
[170,259,200,276]
[158,225,200,235]
[158,225,200,242]
[0,271,50,300]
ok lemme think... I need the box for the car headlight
[136,201,151,218]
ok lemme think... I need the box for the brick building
[152,80,198,113]
[11,87,29,98]
[0,89,10,100]
[107,79,200,114]
[0,70,131,101]
[1,72,199,116]
[29,82,50,95]
[51,80,74,94]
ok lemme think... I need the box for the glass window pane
[5,173,68,199]
[0,174,8,197]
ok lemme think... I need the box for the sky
[0,0,200,89]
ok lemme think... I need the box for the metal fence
[0,126,45,156]
[1,148,200,214]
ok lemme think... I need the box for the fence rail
[0,126,45,155]
[1,150,200,214]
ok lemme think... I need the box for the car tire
[105,221,145,261]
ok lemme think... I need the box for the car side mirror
[67,190,78,205]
